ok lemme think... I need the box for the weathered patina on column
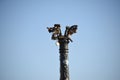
[59,36,69,80]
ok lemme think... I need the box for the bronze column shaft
[59,38,69,80]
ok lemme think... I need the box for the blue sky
[0,0,120,80]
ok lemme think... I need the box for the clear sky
[0,0,120,80]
